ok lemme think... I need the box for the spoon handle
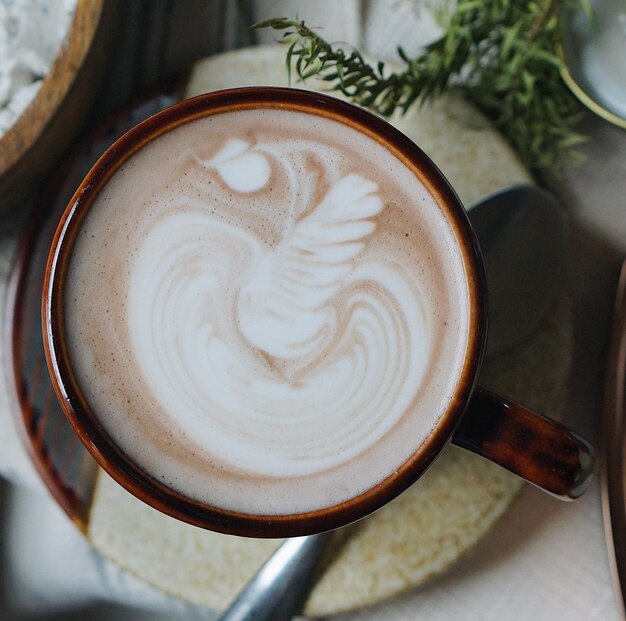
[217,532,334,621]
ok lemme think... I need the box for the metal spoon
[468,184,568,357]
[217,532,334,621]
[218,183,568,621]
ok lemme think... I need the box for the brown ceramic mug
[42,87,594,538]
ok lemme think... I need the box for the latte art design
[128,139,429,477]
[65,109,469,514]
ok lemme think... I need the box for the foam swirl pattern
[64,109,470,514]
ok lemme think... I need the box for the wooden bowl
[0,0,114,210]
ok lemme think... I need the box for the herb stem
[253,2,589,172]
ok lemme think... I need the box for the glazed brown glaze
[453,386,594,499]
[41,87,593,537]
[42,87,485,537]
[5,89,182,531]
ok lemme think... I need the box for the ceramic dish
[560,0,626,129]
[0,0,117,208]
[601,258,626,618]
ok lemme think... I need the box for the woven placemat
[87,46,571,617]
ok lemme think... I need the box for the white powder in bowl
[0,0,77,138]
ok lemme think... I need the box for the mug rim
[42,87,486,538]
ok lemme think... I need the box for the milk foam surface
[64,108,470,515]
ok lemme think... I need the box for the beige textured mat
[87,46,571,617]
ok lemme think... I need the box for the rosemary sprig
[253,1,590,172]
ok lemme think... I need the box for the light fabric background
[0,1,624,620]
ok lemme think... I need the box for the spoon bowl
[468,184,568,357]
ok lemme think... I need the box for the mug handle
[452,386,595,499]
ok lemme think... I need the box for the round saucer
[6,46,573,617]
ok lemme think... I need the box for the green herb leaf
[255,2,589,172]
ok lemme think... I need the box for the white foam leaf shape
[203,138,271,193]
[237,174,384,359]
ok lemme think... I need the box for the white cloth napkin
[0,2,623,620]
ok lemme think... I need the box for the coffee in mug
[44,88,593,537]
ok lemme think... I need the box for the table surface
[1,1,625,620]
